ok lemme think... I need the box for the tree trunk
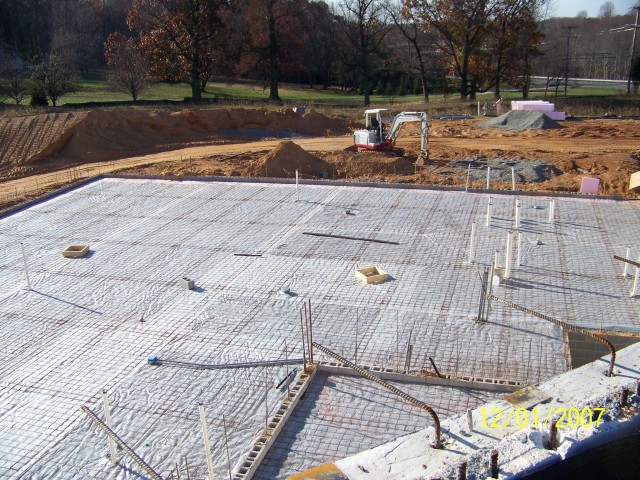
[494,80,500,99]
[418,61,429,102]
[268,16,280,102]
[363,71,370,106]
[191,56,202,101]
[459,36,472,100]
[460,70,468,100]
[360,22,370,106]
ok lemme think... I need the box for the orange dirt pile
[250,140,331,178]
[0,111,87,179]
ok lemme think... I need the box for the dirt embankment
[123,117,640,196]
[0,108,352,182]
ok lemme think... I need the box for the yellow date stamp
[480,406,605,429]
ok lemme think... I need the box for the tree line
[0,0,638,107]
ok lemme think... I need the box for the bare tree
[31,56,79,107]
[0,66,30,104]
[406,0,500,100]
[385,1,434,102]
[337,0,391,106]
[105,33,151,102]
[50,0,102,75]
[599,1,615,18]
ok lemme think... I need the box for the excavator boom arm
[386,112,429,153]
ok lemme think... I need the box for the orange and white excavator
[353,108,429,161]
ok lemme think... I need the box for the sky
[549,0,637,18]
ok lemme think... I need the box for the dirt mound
[0,108,352,181]
[0,111,86,178]
[482,110,562,131]
[252,141,331,178]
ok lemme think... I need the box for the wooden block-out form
[355,266,388,284]
[62,245,89,258]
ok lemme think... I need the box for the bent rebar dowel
[488,295,616,377]
[81,405,163,480]
[312,341,442,449]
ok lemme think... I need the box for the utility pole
[561,25,577,97]
[627,6,640,95]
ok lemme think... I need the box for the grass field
[1,70,637,117]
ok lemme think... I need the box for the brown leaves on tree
[127,0,229,100]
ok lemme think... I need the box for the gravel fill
[482,110,562,130]
[451,157,563,182]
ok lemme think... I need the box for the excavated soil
[1,108,640,209]
[246,141,331,178]
[0,108,352,181]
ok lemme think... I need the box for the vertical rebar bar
[549,198,556,223]
[396,312,400,372]
[620,387,629,408]
[429,356,442,378]
[355,308,359,364]
[20,242,32,291]
[465,163,471,192]
[511,167,516,191]
[299,310,307,369]
[404,329,413,372]
[295,170,299,201]
[184,455,191,480]
[264,367,269,431]
[549,416,558,450]
[308,299,314,363]
[486,166,491,189]
[490,450,499,478]
[198,403,215,480]
[405,344,413,371]
[486,197,493,227]
[457,461,467,480]
[469,221,476,264]
[285,341,291,399]
[223,414,232,480]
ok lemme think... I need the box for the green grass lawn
[49,77,438,108]
[54,79,637,106]
[1,71,635,116]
